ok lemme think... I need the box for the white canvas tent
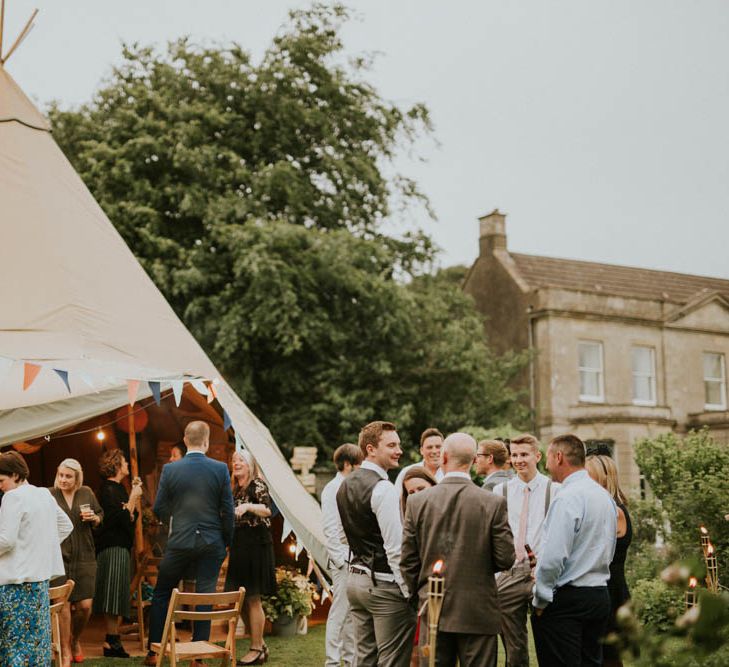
[0,62,327,567]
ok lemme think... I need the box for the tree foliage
[48,4,527,458]
[634,429,729,573]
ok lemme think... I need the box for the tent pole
[127,405,144,555]
[0,0,5,62]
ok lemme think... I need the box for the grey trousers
[346,571,416,667]
[326,565,356,667]
[497,563,534,667]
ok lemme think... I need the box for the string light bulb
[289,543,297,556]
[96,428,106,443]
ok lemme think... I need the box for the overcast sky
[5,0,729,278]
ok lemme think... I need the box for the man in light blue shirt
[532,434,616,667]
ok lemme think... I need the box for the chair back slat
[172,590,243,606]
[172,608,241,622]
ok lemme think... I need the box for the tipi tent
[0,61,327,567]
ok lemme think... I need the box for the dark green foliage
[631,579,683,632]
[634,429,729,573]
[48,5,527,459]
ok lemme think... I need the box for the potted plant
[262,567,318,637]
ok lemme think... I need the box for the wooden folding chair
[49,579,75,667]
[122,551,162,649]
[150,587,245,666]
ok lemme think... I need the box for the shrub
[631,578,684,632]
[262,567,318,622]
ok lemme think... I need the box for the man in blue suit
[145,420,235,664]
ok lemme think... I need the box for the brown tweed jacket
[401,475,515,635]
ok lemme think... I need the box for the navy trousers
[148,538,226,645]
[531,585,611,667]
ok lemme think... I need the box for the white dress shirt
[533,470,617,609]
[0,482,73,585]
[394,461,444,498]
[321,472,349,569]
[353,460,408,597]
[494,471,560,562]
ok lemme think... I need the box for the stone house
[463,210,729,489]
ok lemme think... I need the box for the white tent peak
[0,64,49,130]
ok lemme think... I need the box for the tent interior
[5,384,309,570]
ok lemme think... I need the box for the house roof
[510,252,729,304]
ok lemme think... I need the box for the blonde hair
[231,449,260,493]
[586,454,628,506]
[511,433,541,454]
[55,458,84,490]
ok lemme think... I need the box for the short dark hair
[550,434,586,467]
[0,451,29,481]
[420,427,444,448]
[478,439,509,467]
[171,442,188,457]
[358,421,397,457]
[99,449,124,479]
[333,443,363,471]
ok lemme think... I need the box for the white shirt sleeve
[56,503,74,543]
[0,493,22,554]
[321,482,348,569]
[371,480,408,597]
[533,495,577,608]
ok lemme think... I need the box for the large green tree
[50,4,527,457]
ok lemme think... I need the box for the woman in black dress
[92,449,142,658]
[226,450,276,666]
[586,454,632,667]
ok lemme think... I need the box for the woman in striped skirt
[92,449,143,658]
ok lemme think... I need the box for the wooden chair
[150,587,245,666]
[49,579,75,667]
[123,551,162,649]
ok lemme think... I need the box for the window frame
[578,340,605,403]
[631,345,657,407]
[703,352,727,411]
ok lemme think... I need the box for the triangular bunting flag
[281,517,293,543]
[321,588,330,602]
[295,539,304,559]
[223,410,232,432]
[206,381,218,404]
[306,555,314,576]
[0,357,13,382]
[171,380,183,406]
[235,432,245,452]
[23,362,42,390]
[54,369,71,393]
[148,381,161,406]
[127,379,140,406]
[190,379,208,396]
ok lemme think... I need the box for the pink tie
[515,486,530,562]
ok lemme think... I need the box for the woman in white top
[0,451,73,666]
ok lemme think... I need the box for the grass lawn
[80,624,326,666]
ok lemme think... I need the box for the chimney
[479,209,507,255]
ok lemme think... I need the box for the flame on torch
[432,560,444,576]
[689,577,698,589]
[700,526,709,535]
[708,543,715,556]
